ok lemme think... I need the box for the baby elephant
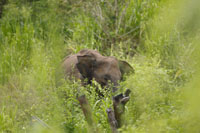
[62,49,133,92]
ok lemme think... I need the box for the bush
[0,0,199,132]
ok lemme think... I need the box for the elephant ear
[76,54,96,80]
[118,60,134,78]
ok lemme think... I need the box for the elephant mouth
[112,86,118,92]
[100,82,119,93]
[87,78,119,96]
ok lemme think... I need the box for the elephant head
[76,49,133,92]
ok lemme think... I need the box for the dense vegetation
[0,0,200,132]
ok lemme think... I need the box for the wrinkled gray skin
[62,49,133,92]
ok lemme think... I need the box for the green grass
[0,0,200,132]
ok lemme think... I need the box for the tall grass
[0,0,199,132]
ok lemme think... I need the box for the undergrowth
[0,0,199,132]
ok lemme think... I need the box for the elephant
[61,49,134,92]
